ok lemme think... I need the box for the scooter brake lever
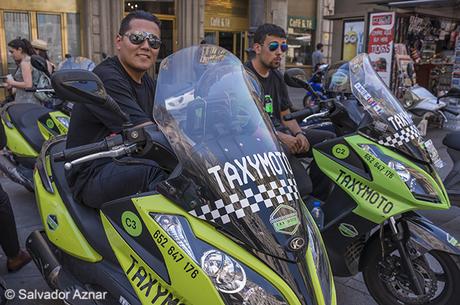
[64,144,137,170]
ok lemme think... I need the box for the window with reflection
[67,13,81,57]
[286,16,315,66]
[5,12,30,75]
[37,13,63,64]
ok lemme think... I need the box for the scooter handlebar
[283,97,337,121]
[54,134,123,162]
[24,87,54,93]
[283,106,319,121]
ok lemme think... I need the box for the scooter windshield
[153,45,308,260]
[348,54,430,163]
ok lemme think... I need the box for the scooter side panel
[33,170,102,262]
[100,212,223,305]
[132,194,323,305]
[346,135,449,206]
[2,120,37,157]
[313,135,449,224]
[39,111,69,137]
[37,122,55,141]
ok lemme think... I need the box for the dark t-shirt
[66,56,156,197]
[244,60,291,127]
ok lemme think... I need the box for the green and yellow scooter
[284,54,460,305]
[0,98,68,191]
[27,46,336,305]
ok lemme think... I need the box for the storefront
[203,0,249,61]
[286,0,317,75]
[328,0,460,96]
[392,13,459,96]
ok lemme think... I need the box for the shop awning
[323,13,369,20]
[360,0,460,7]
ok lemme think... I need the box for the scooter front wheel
[363,247,460,305]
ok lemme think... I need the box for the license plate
[424,139,444,168]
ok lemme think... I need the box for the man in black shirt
[245,24,334,198]
[66,11,166,208]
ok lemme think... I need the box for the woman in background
[31,39,55,74]
[3,38,41,104]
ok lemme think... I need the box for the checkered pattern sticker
[377,125,420,147]
[189,178,300,224]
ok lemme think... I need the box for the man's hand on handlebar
[277,132,309,154]
[295,132,310,153]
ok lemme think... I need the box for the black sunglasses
[122,31,161,49]
[267,41,288,52]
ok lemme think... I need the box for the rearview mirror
[284,68,308,89]
[31,55,50,78]
[51,69,107,105]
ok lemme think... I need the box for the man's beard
[262,58,280,70]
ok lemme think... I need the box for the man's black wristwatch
[294,131,303,137]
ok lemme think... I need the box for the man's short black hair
[317,43,324,50]
[119,10,161,35]
[253,23,286,44]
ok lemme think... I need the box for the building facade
[1,0,324,97]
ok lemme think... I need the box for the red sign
[368,12,395,85]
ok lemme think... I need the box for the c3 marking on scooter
[153,230,200,280]
[126,254,185,305]
[336,169,394,214]
[121,211,143,237]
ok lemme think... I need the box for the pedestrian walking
[312,43,324,71]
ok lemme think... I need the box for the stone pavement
[0,88,459,304]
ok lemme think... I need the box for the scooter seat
[443,132,460,151]
[7,103,51,153]
[48,140,118,263]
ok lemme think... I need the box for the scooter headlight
[56,116,70,129]
[152,214,288,304]
[201,250,246,293]
[388,160,411,182]
[361,144,439,201]
[154,214,195,261]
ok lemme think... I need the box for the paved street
[0,88,459,305]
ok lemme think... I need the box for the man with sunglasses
[245,23,311,155]
[245,24,334,199]
[65,10,166,208]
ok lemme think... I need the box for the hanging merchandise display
[452,35,460,89]
[400,15,459,96]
